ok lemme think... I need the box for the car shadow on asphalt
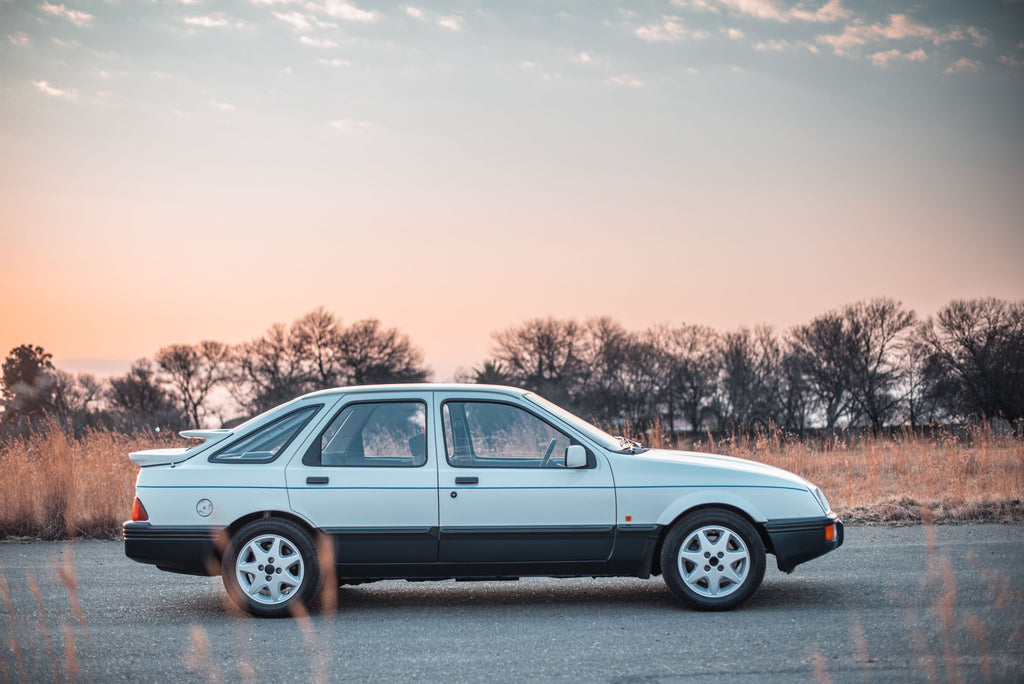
[144,575,841,619]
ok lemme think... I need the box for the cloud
[300,36,338,47]
[945,58,981,74]
[330,118,374,133]
[40,3,93,27]
[34,80,78,99]
[870,48,927,68]
[317,57,350,67]
[184,14,242,29]
[605,74,645,87]
[436,15,464,31]
[209,100,235,111]
[670,0,721,13]
[754,39,818,53]
[405,6,465,31]
[724,27,745,39]
[571,51,608,66]
[272,12,336,32]
[635,17,707,43]
[998,54,1022,67]
[683,0,847,24]
[320,1,377,23]
[817,14,983,57]
[8,32,31,47]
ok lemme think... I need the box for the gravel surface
[1,524,1023,683]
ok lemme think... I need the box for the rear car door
[285,390,438,563]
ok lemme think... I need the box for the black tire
[660,508,766,611]
[222,518,322,618]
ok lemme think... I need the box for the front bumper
[763,513,844,573]
[123,521,221,576]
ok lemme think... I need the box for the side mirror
[565,444,587,468]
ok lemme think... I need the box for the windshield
[524,393,627,452]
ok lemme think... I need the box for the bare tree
[490,317,588,407]
[155,341,230,428]
[788,312,852,430]
[648,324,720,435]
[292,307,344,387]
[232,323,311,414]
[842,298,917,434]
[335,319,430,386]
[918,298,1024,431]
[107,359,183,429]
[718,326,783,432]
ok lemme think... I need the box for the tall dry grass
[0,422,1021,540]
[0,421,184,539]
[664,425,1024,524]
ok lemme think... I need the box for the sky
[1,0,1022,381]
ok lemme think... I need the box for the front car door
[435,391,616,569]
[285,390,438,564]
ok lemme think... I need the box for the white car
[124,384,843,617]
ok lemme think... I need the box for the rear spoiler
[179,429,233,447]
[128,429,234,467]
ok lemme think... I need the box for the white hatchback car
[124,384,843,617]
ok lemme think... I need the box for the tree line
[1,298,1022,439]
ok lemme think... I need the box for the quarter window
[308,401,427,467]
[210,406,320,463]
[442,401,573,468]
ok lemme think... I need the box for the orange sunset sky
[1,0,1022,380]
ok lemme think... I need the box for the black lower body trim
[763,514,844,573]
[123,522,220,576]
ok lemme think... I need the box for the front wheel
[222,518,321,618]
[661,509,766,611]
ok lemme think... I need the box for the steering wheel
[540,438,558,467]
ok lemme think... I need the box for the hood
[628,448,812,490]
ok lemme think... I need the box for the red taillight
[824,523,836,542]
[131,497,149,522]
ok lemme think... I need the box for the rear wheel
[222,518,321,618]
[661,508,765,611]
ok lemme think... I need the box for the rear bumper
[123,522,221,576]
[763,513,844,573]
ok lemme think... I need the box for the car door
[435,393,616,566]
[285,390,438,563]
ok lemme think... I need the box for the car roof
[299,383,530,400]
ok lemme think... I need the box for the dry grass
[0,422,1021,540]
[668,425,1024,524]
[0,421,184,540]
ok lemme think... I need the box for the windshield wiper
[615,435,645,453]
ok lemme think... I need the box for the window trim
[208,404,322,464]
[440,399,594,469]
[303,399,429,468]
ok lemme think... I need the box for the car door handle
[455,477,478,485]
[306,476,329,485]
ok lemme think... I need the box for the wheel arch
[648,502,772,578]
[222,510,320,553]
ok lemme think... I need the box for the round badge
[196,498,213,517]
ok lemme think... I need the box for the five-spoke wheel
[661,508,765,610]
[222,518,321,618]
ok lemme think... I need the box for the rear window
[210,405,320,463]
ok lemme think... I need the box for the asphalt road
[1,524,1023,683]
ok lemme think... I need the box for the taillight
[824,523,836,542]
[131,497,149,522]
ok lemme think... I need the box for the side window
[210,406,320,463]
[307,401,427,467]
[442,401,572,468]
